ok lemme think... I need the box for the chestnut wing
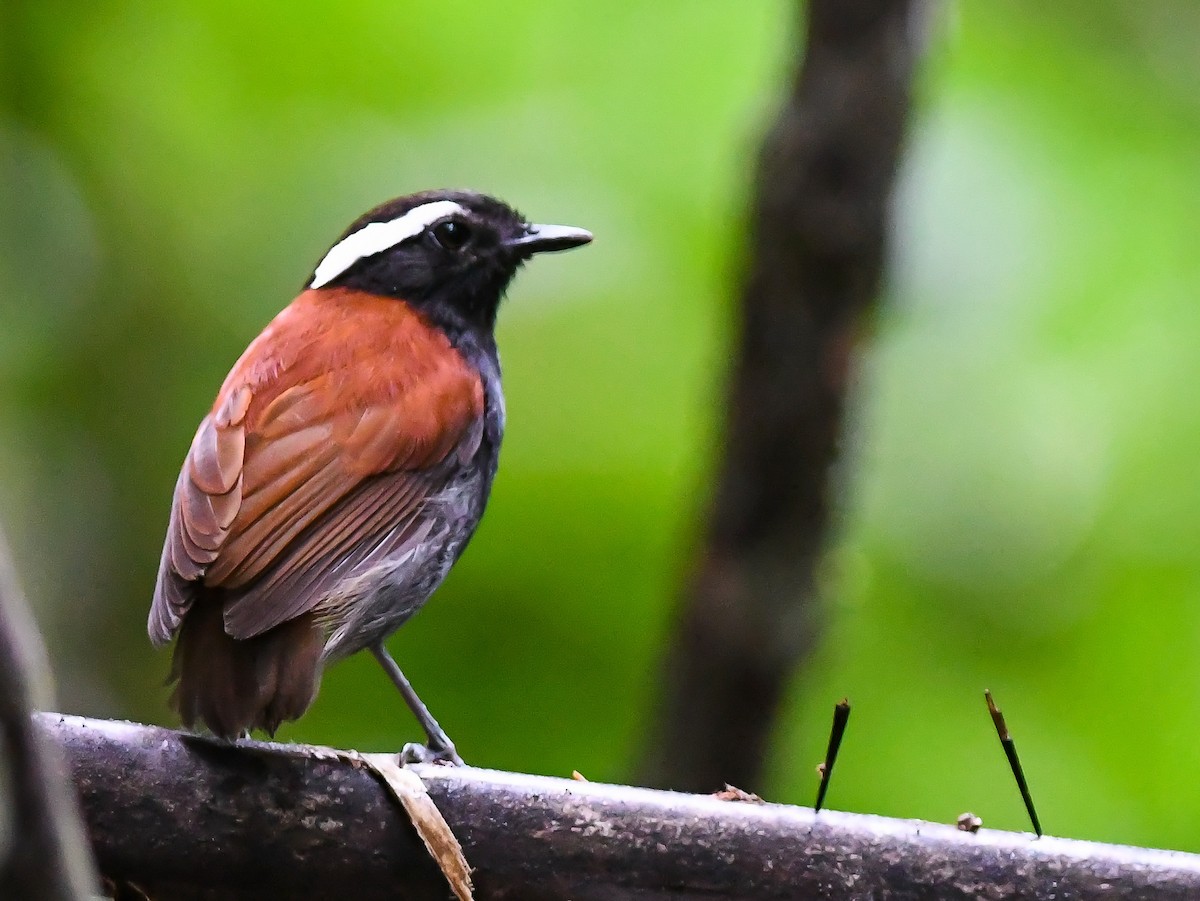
[149,292,485,646]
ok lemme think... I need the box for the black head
[308,189,591,334]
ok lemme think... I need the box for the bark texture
[641,0,921,792]
[38,713,1200,901]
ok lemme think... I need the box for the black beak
[506,224,593,254]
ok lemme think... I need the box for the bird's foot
[400,740,465,766]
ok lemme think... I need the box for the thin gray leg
[370,643,463,765]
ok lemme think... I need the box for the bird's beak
[506,224,593,254]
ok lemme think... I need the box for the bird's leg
[370,642,464,766]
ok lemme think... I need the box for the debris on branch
[39,713,1200,900]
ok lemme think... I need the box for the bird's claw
[400,741,465,766]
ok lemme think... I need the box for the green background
[4,1,1200,851]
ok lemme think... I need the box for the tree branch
[0,534,96,900]
[640,0,922,792]
[39,713,1200,900]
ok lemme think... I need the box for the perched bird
[147,190,591,762]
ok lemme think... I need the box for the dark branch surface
[39,714,1200,901]
[641,0,921,791]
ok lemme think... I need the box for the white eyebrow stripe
[309,199,466,289]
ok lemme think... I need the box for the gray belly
[319,469,485,661]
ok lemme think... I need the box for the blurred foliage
[4,0,1200,853]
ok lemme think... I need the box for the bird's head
[308,189,592,334]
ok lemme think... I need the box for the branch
[641,0,923,790]
[40,714,1200,900]
[0,533,96,899]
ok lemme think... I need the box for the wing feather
[148,288,486,648]
[150,405,248,643]
[221,469,435,639]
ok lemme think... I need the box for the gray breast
[319,464,489,661]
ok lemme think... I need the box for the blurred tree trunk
[640,0,922,792]
[0,530,97,899]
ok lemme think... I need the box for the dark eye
[431,220,472,251]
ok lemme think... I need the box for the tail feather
[170,600,324,738]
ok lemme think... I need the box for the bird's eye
[431,220,472,251]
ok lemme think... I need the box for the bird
[147,189,592,763]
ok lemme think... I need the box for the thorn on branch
[814,697,851,813]
[985,689,1042,837]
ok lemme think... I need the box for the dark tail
[170,600,324,738]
